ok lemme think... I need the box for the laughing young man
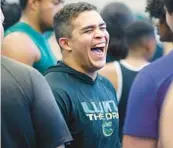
[44,2,121,148]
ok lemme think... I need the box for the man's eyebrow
[99,22,106,27]
[81,22,106,31]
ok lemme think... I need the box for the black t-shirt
[45,61,121,148]
[1,56,72,148]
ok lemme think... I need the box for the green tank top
[5,22,56,74]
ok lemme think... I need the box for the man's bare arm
[160,82,173,148]
[123,135,157,148]
[2,32,40,66]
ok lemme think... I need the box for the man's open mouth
[91,47,104,52]
[91,43,106,53]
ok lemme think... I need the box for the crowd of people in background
[1,0,173,147]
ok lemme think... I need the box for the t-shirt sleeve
[123,69,159,139]
[29,69,73,148]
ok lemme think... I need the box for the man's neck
[63,58,97,80]
[20,12,42,33]
[124,50,149,68]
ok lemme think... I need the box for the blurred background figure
[163,0,173,33]
[2,0,64,74]
[101,2,135,63]
[146,0,173,56]
[1,1,21,31]
[100,20,156,141]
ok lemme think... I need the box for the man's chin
[91,61,106,71]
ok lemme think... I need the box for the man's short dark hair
[163,0,173,14]
[125,20,155,49]
[146,0,165,18]
[2,2,21,30]
[53,2,97,43]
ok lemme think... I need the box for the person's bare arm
[2,32,40,66]
[160,82,173,148]
[99,63,119,90]
[123,135,157,148]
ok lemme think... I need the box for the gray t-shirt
[1,56,72,148]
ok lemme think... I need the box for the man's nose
[94,28,105,38]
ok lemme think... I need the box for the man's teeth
[95,43,106,47]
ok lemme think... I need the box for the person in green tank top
[100,20,157,141]
[2,0,64,74]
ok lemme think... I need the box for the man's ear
[59,37,72,52]
[28,0,40,11]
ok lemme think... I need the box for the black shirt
[1,56,72,148]
[45,61,121,148]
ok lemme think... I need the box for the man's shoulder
[1,56,40,83]
[143,52,173,75]
[2,31,41,65]
[1,57,37,99]
[136,52,173,84]
[2,56,32,73]
[4,31,37,48]
[4,22,40,52]
[44,66,71,89]
[44,66,67,79]
[98,74,117,94]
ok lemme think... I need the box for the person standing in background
[146,0,173,56]
[2,0,64,74]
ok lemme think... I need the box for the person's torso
[5,22,56,74]
[1,57,36,148]
[46,67,121,148]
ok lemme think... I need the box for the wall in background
[65,0,147,13]
[6,0,147,14]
